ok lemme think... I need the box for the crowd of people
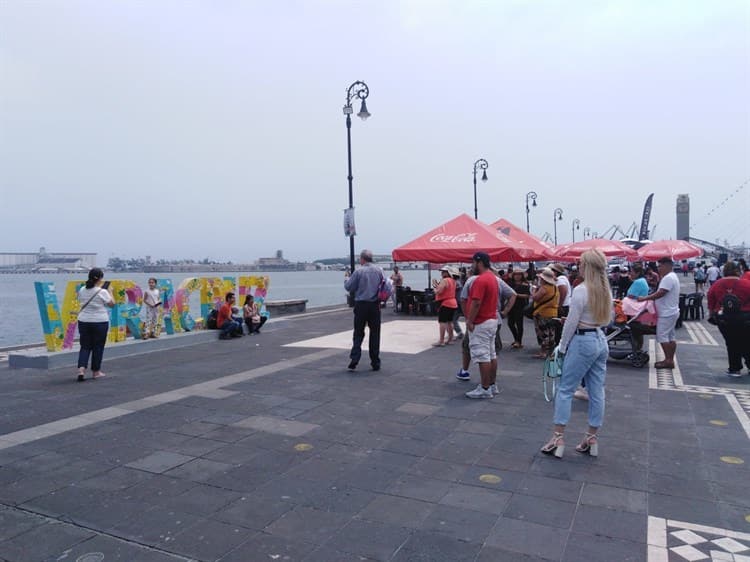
[340,249,750,460]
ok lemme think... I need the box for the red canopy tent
[551,238,638,261]
[637,240,703,261]
[488,219,553,261]
[392,213,518,263]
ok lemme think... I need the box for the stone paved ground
[1,285,750,561]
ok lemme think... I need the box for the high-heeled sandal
[575,433,598,457]
[540,432,565,458]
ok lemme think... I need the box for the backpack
[694,269,705,282]
[720,283,741,320]
[206,309,219,329]
[377,275,392,302]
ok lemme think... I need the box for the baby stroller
[604,299,654,368]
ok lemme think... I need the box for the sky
[1,0,748,263]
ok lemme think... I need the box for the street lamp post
[571,218,580,243]
[343,80,371,276]
[553,208,563,246]
[472,159,488,220]
[525,191,538,233]
[584,227,591,239]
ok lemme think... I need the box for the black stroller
[604,307,653,368]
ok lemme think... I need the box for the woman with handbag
[541,249,612,458]
[707,261,750,376]
[431,267,457,346]
[76,268,114,382]
[529,268,559,358]
[243,295,267,335]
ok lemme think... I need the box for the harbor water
[0,269,436,348]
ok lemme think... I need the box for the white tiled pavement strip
[649,516,750,561]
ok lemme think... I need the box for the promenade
[1,281,749,561]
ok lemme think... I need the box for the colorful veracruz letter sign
[34,275,272,352]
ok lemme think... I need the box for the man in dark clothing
[344,249,386,371]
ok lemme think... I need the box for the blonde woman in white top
[541,249,612,458]
[76,268,114,381]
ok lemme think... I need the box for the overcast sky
[1,0,748,263]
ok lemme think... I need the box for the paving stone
[41,533,185,561]
[214,494,295,530]
[408,458,470,482]
[163,436,227,457]
[71,466,154,492]
[396,402,441,416]
[302,485,376,515]
[232,415,319,437]
[325,518,413,561]
[387,474,453,503]
[358,494,434,528]
[503,493,577,529]
[571,504,646,543]
[580,482,647,513]
[0,521,95,562]
[518,474,583,503]
[163,458,233,482]
[264,505,350,545]
[125,451,195,473]
[457,465,526,492]
[0,507,45,542]
[162,483,243,516]
[648,493,723,528]
[419,504,498,543]
[648,471,716,502]
[485,517,568,560]
[217,532,314,562]
[111,506,203,546]
[391,530,482,561]
[562,532,645,562]
[165,518,255,560]
[476,545,549,561]
[439,483,511,515]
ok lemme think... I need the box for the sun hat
[537,268,556,284]
[549,263,566,275]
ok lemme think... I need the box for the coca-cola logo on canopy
[430,232,477,243]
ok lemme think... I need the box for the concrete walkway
[1,301,749,561]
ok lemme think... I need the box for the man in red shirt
[217,292,242,339]
[707,262,750,376]
[465,252,500,399]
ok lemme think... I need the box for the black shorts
[438,306,456,323]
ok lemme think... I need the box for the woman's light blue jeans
[553,331,608,428]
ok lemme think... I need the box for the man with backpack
[344,249,388,371]
[707,261,750,377]
[637,257,681,369]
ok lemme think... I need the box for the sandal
[431,342,445,347]
[575,433,599,457]
[541,432,565,458]
[654,361,674,369]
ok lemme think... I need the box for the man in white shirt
[706,263,721,286]
[638,257,681,369]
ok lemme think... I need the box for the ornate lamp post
[472,159,488,220]
[525,191,538,233]
[584,227,591,239]
[553,208,563,246]
[571,218,580,243]
[343,80,371,275]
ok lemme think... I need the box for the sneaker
[490,383,500,396]
[465,385,493,399]
[347,361,358,371]
[727,370,743,378]
[455,369,470,381]
[574,387,589,401]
